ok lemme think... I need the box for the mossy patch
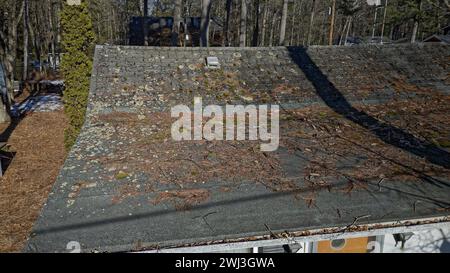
[436,139,450,148]
[115,171,129,180]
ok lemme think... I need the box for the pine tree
[60,1,95,149]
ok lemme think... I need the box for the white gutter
[139,216,450,253]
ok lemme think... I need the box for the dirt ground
[0,111,67,252]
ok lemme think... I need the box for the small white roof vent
[206,56,220,69]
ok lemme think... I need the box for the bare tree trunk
[345,17,352,46]
[201,0,212,47]
[269,9,276,46]
[172,0,183,46]
[48,1,56,70]
[260,0,268,46]
[307,0,316,46]
[3,1,25,103]
[390,25,395,40]
[23,0,29,81]
[252,0,261,46]
[223,0,233,46]
[30,6,41,71]
[240,0,247,47]
[339,17,350,45]
[444,0,450,9]
[0,100,10,123]
[0,51,10,123]
[111,7,117,43]
[0,44,11,123]
[329,0,336,45]
[279,0,288,46]
[411,0,422,43]
[319,4,328,45]
[0,1,24,121]
[435,0,441,33]
[143,0,149,45]
[371,5,378,39]
[143,0,148,16]
[411,21,419,43]
[380,0,388,44]
[297,1,305,45]
[289,0,298,46]
[27,8,38,69]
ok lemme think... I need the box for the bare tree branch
[0,29,5,44]
[444,0,450,10]
[14,0,25,27]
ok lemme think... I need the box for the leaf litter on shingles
[89,72,450,209]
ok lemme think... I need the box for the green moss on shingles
[115,171,129,180]
[437,139,450,148]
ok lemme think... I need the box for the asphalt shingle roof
[25,44,450,252]
[424,35,450,44]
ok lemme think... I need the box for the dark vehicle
[345,36,363,45]
[129,16,223,47]
[365,36,393,44]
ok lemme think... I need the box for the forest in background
[0,0,449,121]
[1,0,449,75]
[141,0,450,47]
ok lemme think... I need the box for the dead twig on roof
[339,214,371,233]
[350,215,371,227]
[166,158,203,169]
[193,211,218,220]
[194,211,218,231]
[377,178,385,192]
[262,152,277,170]
[158,166,183,189]
[256,178,279,192]
[264,223,280,239]
[282,230,303,247]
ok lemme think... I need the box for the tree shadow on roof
[286,47,450,170]
[29,177,450,238]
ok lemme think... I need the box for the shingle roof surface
[424,35,450,44]
[25,44,450,252]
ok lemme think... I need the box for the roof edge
[139,216,450,253]
[93,43,448,52]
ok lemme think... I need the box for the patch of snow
[12,94,63,117]
[39,80,65,86]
